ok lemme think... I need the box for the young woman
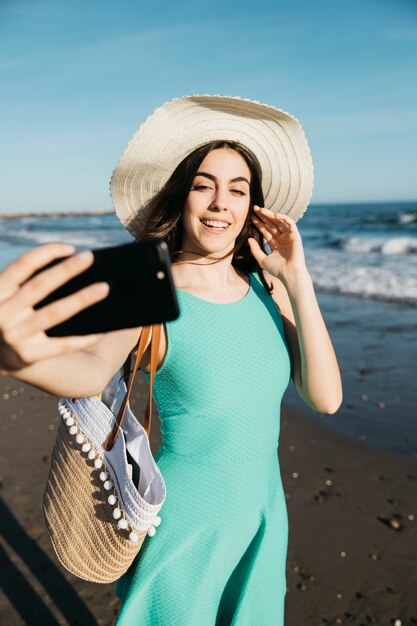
[0,95,342,625]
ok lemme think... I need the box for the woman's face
[181,147,251,258]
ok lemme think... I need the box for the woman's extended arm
[248,205,343,415]
[3,325,144,397]
[0,243,146,397]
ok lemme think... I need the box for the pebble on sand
[389,518,402,530]
[377,514,403,531]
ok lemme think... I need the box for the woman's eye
[193,185,210,191]
[231,189,245,196]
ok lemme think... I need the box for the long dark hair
[127,139,273,294]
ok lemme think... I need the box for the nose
[209,188,228,211]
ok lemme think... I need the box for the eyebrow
[194,171,250,186]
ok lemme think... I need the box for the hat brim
[110,95,314,231]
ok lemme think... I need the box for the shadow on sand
[0,498,97,625]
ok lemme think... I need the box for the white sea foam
[381,237,417,255]
[12,228,113,248]
[398,211,417,224]
[341,235,417,255]
[306,249,417,306]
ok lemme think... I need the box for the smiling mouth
[199,218,231,231]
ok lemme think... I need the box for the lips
[199,219,231,233]
[199,218,231,226]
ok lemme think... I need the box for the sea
[1,202,416,461]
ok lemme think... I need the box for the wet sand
[0,374,416,625]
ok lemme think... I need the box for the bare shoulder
[262,272,295,324]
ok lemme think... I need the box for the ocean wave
[398,211,417,225]
[0,210,114,219]
[18,218,39,225]
[1,227,130,249]
[340,235,417,255]
[306,249,417,307]
[312,282,417,307]
[8,229,105,248]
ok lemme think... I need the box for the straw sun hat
[110,95,314,233]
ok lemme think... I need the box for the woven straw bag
[43,324,166,583]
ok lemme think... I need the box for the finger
[251,215,275,242]
[274,212,296,225]
[255,205,291,223]
[0,243,75,301]
[255,205,291,219]
[19,281,110,337]
[256,208,291,232]
[253,207,282,231]
[272,214,295,233]
[257,208,294,232]
[252,216,285,243]
[16,250,95,308]
[247,238,268,268]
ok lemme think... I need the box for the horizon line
[0,199,416,219]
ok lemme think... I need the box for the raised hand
[247,205,307,281]
[0,243,109,373]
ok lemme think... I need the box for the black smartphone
[31,238,180,337]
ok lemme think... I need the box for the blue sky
[1,0,416,213]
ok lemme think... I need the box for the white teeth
[201,219,229,229]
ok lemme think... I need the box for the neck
[173,247,241,291]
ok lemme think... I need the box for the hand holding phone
[0,243,109,372]
[32,238,180,336]
[1,238,179,373]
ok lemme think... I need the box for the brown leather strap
[142,323,161,437]
[103,324,162,451]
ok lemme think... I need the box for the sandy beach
[1,373,416,625]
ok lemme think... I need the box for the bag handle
[103,323,162,451]
[141,323,161,438]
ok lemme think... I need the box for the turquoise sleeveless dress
[115,271,292,625]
